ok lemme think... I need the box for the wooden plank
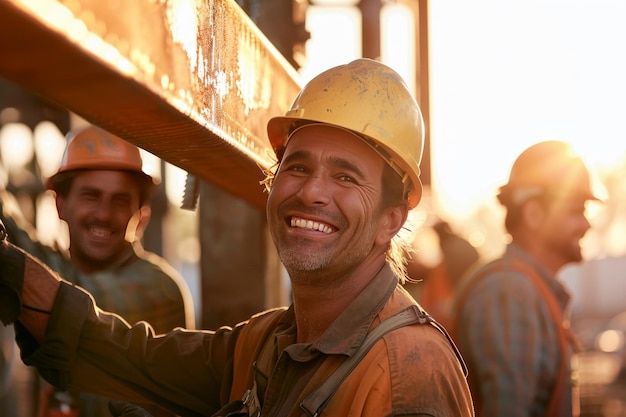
[0,0,302,210]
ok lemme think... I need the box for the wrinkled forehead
[283,123,387,166]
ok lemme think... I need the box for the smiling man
[45,127,194,329]
[0,59,472,417]
[48,127,157,274]
[12,126,195,417]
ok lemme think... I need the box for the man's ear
[521,198,546,232]
[376,205,408,245]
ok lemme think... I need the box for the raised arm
[0,223,60,343]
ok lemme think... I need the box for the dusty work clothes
[54,249,194,332]
[0,195,194,416]
[454,244,575,417]
[17,264,473,417]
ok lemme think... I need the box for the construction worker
[0,59,472,416]
[0,126,195,417]
[452,140,598,417]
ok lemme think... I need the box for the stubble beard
[549,236,584,266]
[279,238,333,283]
[279,228,378,285]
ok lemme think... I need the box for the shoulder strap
[509,259,580,417]
[300,305,459,417]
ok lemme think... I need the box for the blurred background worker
[0,125,195,417]
[406,220,480,330]
[452,140,599,417]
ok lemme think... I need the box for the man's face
[56,170,142,271]
[539,195,591,264]
[266,124,399,284]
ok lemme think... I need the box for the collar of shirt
[279,263,398,360]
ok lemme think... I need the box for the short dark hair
[503,191,558,233]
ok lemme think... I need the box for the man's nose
[94,200,114,219]
[297,175,330,206]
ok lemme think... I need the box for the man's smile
[290,216,334,234]
[88,226,114,238]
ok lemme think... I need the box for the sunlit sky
[301,1,626,225]
[428,1,626,220]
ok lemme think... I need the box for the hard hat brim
[46,168,157,192]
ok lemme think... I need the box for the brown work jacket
[225,269,473,417]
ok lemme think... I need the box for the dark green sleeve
[18,281,240,417]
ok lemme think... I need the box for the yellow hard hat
[47,126,154,191]
[498,140,599,206]
[267,58,424,209]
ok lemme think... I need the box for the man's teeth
[290,218,333,234]
[90,227,112,237]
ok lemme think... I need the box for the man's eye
[285,164,307,173]
[338,174,356,183]
[80,193,99,201]
[113,199,132,208]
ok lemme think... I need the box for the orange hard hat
[497,140,599,206]
[47,126,154,191]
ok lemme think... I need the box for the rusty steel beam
[0,0,302,210]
